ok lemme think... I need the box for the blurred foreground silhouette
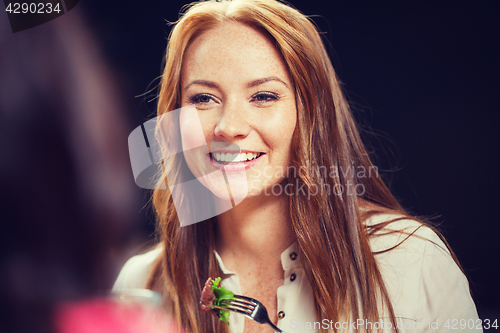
[0,10,155,333]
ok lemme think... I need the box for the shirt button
[290,273,296,281]
[289,252,298,260]
[278,311,285,319]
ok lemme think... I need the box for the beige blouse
[112,214,481,332]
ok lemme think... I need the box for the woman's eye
[252,92,279,102]
[189,94,216,104]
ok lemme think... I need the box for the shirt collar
[214,250,236,276]
[280,241,301,271]
[214,241,301,275]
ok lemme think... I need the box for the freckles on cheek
[262,125,292,156]
[271,114,296,142]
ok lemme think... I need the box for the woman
[113,0,479,332]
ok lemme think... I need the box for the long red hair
[147,1,452,332]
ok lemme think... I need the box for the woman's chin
[211,189,248,203]
[201,173,249,203]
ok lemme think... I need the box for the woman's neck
[214,192,296,271]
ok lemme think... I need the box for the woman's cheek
[179,106,207,150]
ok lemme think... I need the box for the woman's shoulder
[365,213,479,325]
[112,245,163,292]
[364,212,456,287]
[364,212,446,254]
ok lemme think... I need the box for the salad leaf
[211,277,235,324]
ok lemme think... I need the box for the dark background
[2,0,498,323]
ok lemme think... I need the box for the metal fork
[213,294,285,333]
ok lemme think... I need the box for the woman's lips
[208,152,265,172]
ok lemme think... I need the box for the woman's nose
[213,101,251,139]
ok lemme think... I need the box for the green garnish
[211,277,235,324]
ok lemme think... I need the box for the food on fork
[200,278,216,312]
[200,277,235,325]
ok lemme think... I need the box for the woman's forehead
[181,21,291,87]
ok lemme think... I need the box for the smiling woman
[112,1,480,332]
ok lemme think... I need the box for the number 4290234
[5,3,61,14]
[444,319,498,330]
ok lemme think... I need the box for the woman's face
[179,21,297,201]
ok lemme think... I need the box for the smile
[209,152,264,164]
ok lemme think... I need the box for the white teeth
[211,152,261,163]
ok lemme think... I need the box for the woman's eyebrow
[184,80,219,90]
[247,76,289,88]
[184,77,289,91]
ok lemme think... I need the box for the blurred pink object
[55,298,186,333]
